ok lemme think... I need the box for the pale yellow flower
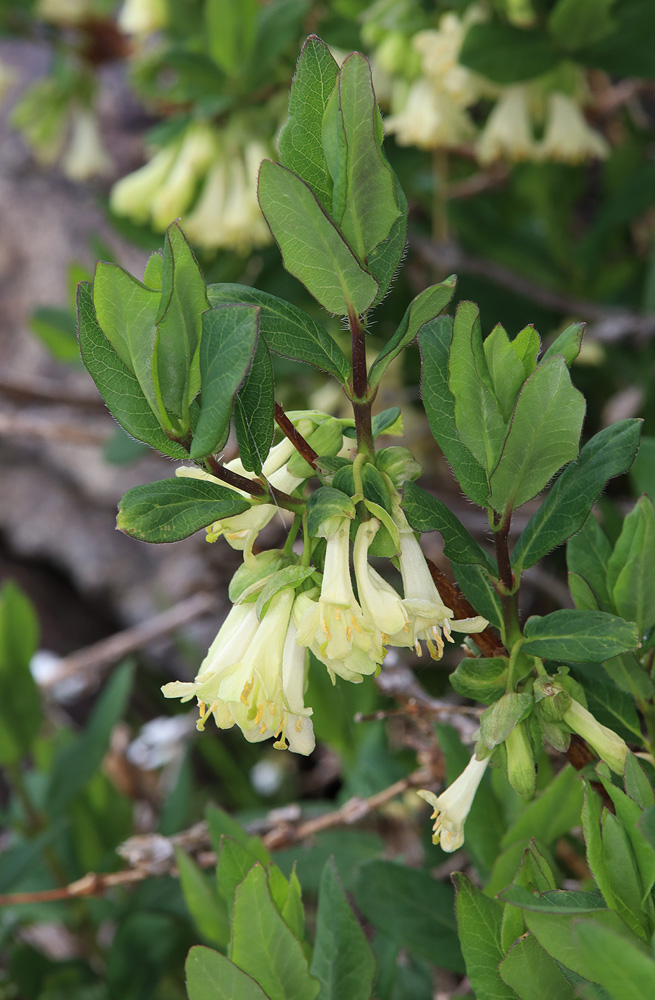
[385,79,475,150]
[418,754,490,851]
[61,109,112,182]
[476,86,540,164]
[539,93,609,163]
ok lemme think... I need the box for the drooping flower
[162,588,314,755]
[61,108,112,182]
[117,0,168,36]
[353,519,409,641]
[385,79,475,150]
[293,590,379,684]
[295,517,384,673]
[390,506,487,658]
[539,93,609,163]
[476,86,540,165]
[418,753,490,852]
[149,123,217,230]
[110,143,179,223]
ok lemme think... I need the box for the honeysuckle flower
[117,0,168,36]
[110,143,179,223]
[539,93,609,163]
[176,435,306,559]
[563,698,628,775]
[149,124,217,230]
[390,506,487,658]
[476,86,540,165]
[296,518,384,669]
[162,589,314,754]
[353,519,409,640]
[413,12,485,108]
[418,753,490,852]
[61,109,112,181]
[293,590,379,684]
[385,79,475,150]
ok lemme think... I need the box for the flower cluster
[110,121,272,251]
[162,415,488,756]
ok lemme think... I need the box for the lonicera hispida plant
[77,34,655,1000]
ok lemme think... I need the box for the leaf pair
[259,36,406,317]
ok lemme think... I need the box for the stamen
[334,608,341,621]
[259,720,267,734]
[321,616,331,640]
[254,704,263,726]
[346,626,352,642]
[351,615,361,634]
[381,632,389,643]
[296,718,303,731]
[240,678,254,705]
[414,640,422,656]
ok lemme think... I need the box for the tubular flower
[385,79,475,150]
[293,591,379,684]
[176,435,307,560]
[295,517,384,671]
[117,0,168,36]
[563,699,628,775]
[110,144,179,224]
[353,519,409,642]
[162,589,314,755]
[61,108,112,182]
[391,507,487,659]
[539,93,609,163]
[476,86,540,165]
[418,754,490,852]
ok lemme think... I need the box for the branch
[41,592,219,691]
[425,558,507,658]
[204,454,304,511]
[274,402,318,469]
[0,770,430,906]
[414,236,655,343]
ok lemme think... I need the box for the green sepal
[256,566,316,619]
[306,486,356,537]
[449,656,508,705]
[234,334,275,475]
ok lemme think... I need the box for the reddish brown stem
[274,402,318,469]
[426,558,506,658]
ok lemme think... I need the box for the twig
[0,412,111,446]
[0,769,430,906]
[42,592,219,690]
[414,237,655,343]
[274,402,318,469]
[0,369,103,408]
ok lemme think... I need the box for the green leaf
[488,356,586,515]
[595,771,655,905]
[29,305,80,363]
[512,420,641,575]
[402,481,497,573]
[77,282,188,459]
[306,486,355,536]
[602,652,654,700]
[366,173,407,307]
[548,0,616,49]
[117,478,251,543]
[369,276,457,390]
[450,656,509,705]
[542,322,585,366]
[452,562,503,630]
[502,764,583,848]
[630,435,655,503]
[186,945,269,1000]
[449,301,507,474]
[46,662,133,816]
[576,0,655,78]
[190,304,259,459]
[567,514,613,611]
[572,921,655,1000]
[207,283,350,382]
[205,0,257,77]
[323,53,400,263]
[452,873,518,1000]
[0,582,41,765]
[93,261,160,417]
[175,848,229,948]
[479,692,534,751]
[607,495,655,633]
[500,933,577,999]
[207,804,270,863]
[230,864,319,1000]
[278,36,339,211]
[625,754,655,810]
[569,664,642,742]
[522,610,640,662]
[418,316,489,506]
[234,335,274,475]
[258,159,378,316]
[216,836,261,920]
[460,22,560,83]
[310,860,376,1000]
[500,887,608,914]
[354,861,463,971]
[483,323,532,423]
[154,223,209,424]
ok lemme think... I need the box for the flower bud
[375,447,422,487]
[563,700,629,776]
[505,721,536,800]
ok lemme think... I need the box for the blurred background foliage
[1,1,655,997]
